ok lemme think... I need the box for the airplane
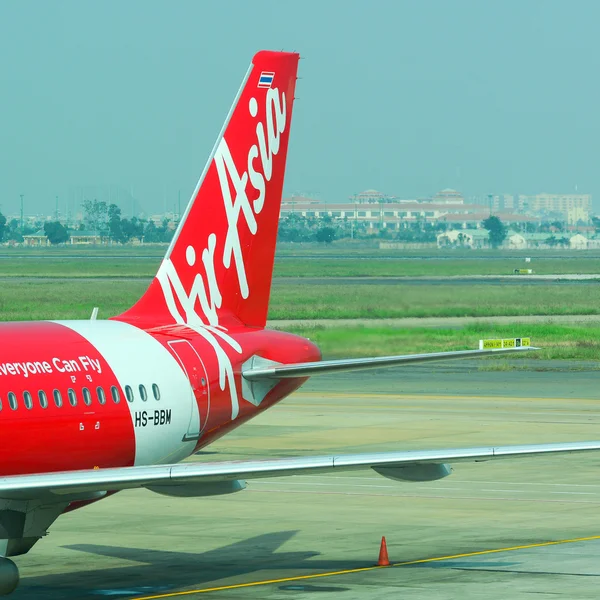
[0,50,598,596]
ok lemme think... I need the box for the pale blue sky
[1,0,598,216]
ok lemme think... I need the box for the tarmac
[11,362,600,599]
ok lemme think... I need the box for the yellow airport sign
[479,337,531,350]
[513,268,534,275]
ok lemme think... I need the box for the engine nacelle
[0,558,19,596]
[372,463,452,482]
[145,479,246,497]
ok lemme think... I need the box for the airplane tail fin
[117,51,300,330]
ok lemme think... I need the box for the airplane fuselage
[0,320,319,477]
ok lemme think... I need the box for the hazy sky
[1,0,599,216]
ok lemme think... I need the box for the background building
[517,193,591,218]
[348,190,396,204]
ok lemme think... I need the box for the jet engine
[145,479,246,497]
[0,558,19,596]
[372,463,452,482]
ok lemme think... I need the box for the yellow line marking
[133,534,600,599]
[395,534,600,566]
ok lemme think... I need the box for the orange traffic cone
[378,536,390,566]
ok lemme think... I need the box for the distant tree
[44,221,70,245]
[277,214,318,243]
[121,216,145,242]
[159,218,175,243]
[558,236,570,248]
[82,198,108,234]
[5,219,22,242]
[546,235,558,247]
[482,215,507,249]
[108,203,126,243]
[316,227,336,244]
[0,212,6,242]
[143,220,160,243]
[525,222,537,233]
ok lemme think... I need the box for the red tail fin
[118,51,299,329]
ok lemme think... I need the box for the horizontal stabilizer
[242,345,539,381]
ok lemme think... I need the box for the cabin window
[68,388,77,407]
[125,385,134,403]
[152,383,160,401]
[8,393,17,411]
[0,398,2,411]
[96,387,106,405]
[53,389,63,408]
[82,387,92,406]
[111,386,120,404]
[23,391,33,410]
[38,390,48,409]
[139,384,148,402]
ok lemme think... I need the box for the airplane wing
[243,345,539,380]
[2,441,600,500]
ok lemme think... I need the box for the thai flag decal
[257,71,275,88]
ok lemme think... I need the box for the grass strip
[277,323,600,362]
[274,258,600,278]
[0,281,599,322]
[269,284,600,319]
[0,254,599,278]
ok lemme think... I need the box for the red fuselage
[0,320,320,478]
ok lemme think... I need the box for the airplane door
[167,340,210,442]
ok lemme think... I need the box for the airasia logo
[157,86,287,420]
[215,88,287,298]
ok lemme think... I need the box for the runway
[11,364,600,599]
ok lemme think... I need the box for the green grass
[1,277,598,363]
[273,258,600,278]
[0,281,599,322]
[279,323,600,361]
[276,242,600,258]
[0,257,597,279]
[0,258,159,278]
[269,283,600,319]
[1,246,600,278]
[0,245,166,256]
[0,280,149,321]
